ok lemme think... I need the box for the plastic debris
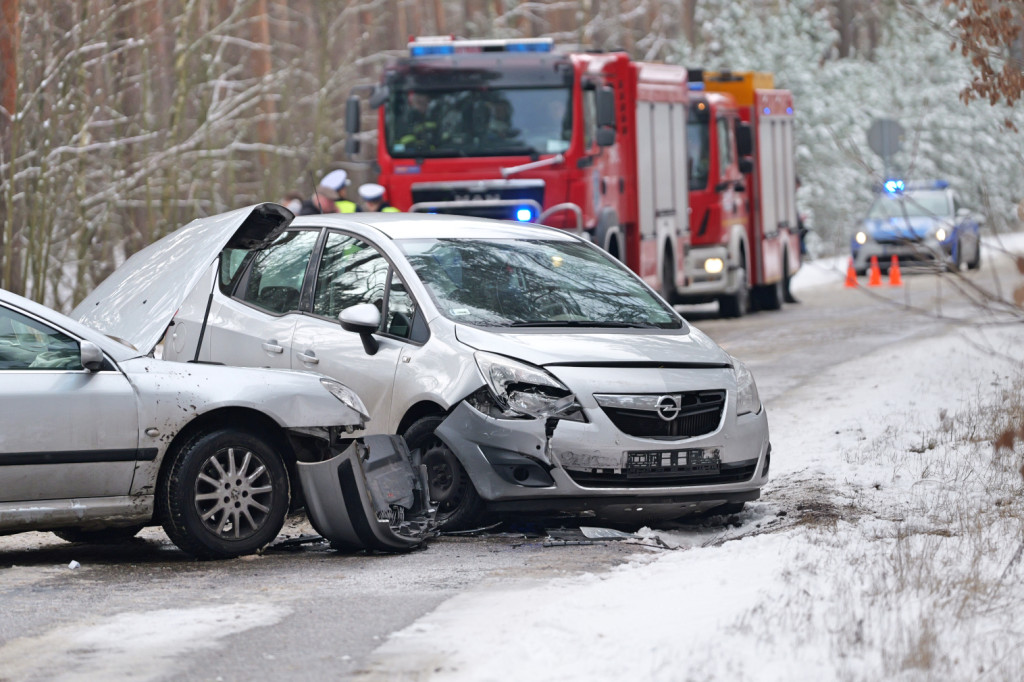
[68,560,80,569]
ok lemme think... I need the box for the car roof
[289,212,582,242]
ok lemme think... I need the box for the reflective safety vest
[335,200,358,213]
[382,206,400,213]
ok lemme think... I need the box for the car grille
[598,390,726,439]
[564,458,758,488]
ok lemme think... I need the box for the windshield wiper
[509,320,660,329]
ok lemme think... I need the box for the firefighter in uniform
[320,169,358,213]
[359,183,400,212]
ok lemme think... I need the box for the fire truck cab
[678,71,800,316]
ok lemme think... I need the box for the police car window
[239,230,318,314]
[0,306,82,370]
[313,233,389,322]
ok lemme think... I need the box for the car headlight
[934,226,947,242]
[474,351,584,421]
[732,358,761,416]
[320,378,370,422]
[854,231,868,245]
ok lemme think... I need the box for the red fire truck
[346,36,690,299]
[679,70,801,316]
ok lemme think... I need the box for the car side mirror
[596,126,616,147]
[80,341,104,372]
[339,303,381,356]
[738,157,753,174]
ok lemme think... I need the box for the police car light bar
[409,36,553,57]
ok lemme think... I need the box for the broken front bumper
[297,435,437,552]
[435,396,770,524]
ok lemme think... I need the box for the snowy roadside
[359,246,1024,681]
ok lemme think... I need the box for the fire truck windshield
[385,86,573,158]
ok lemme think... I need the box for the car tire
[403,415,483,531]
[718,266,749,318]
[52,525,145,545]
[967,236,982,270]
[159,428,290,559]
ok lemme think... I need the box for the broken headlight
[320,378,371,423]
[473,351,585,421]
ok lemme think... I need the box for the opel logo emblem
[655,395,680,422]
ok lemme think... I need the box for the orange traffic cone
[868,255,882,287]
[888,255,903,286]
[845,258,858,288]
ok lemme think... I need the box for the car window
[239,229,319,314]
[0,305,82,370]
[716,116,734,176]
[312,232,389,321]
[398,237,682,329]
[385,271,421,341]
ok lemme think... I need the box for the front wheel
[967,235,982,270]
[403,415,483,531]
[159,428,290,559]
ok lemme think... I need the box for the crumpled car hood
[453,323,731,367]
[72,203,292,355]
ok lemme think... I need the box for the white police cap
[359,183,386,201]
[319,169,350,190]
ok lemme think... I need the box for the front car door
[0,303,139,502]
[290,231,426,434]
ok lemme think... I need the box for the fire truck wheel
[755,278,784,311]
[660,252,676,303]
[718,267,749,318]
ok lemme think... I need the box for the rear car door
[210,228,322,368]
[0,303,139,501]
[290,231,424,432]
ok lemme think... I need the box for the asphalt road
[0,251,1016,681]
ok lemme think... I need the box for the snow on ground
[361,238,1024,681]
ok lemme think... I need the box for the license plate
[625,449,720,477]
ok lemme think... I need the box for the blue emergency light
[883,179,905,194]
[515,207,534,222]
[506,41,553,53]
[688,82,705,91]
[410,44,455,57]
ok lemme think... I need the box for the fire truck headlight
[704,258,724,274]
[515,207,534,222]
[855,231,868,245]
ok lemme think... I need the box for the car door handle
[297,351,319,365]
[262,341,284,354]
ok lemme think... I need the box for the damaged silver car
[75,207,770,530]
[2,214,435,558]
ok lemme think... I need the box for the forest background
[0,0,1021,309]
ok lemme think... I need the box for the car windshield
[868,190,950,219]
[398,238,683,329]
[386,86,573,158]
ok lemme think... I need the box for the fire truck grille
[599,390,726,439]
[410,181,545,222]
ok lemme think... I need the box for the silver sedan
[0,288,386,558]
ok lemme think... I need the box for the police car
[851,180,982,274]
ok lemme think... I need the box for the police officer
[358,183,400,212]
[320,169,358,213]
